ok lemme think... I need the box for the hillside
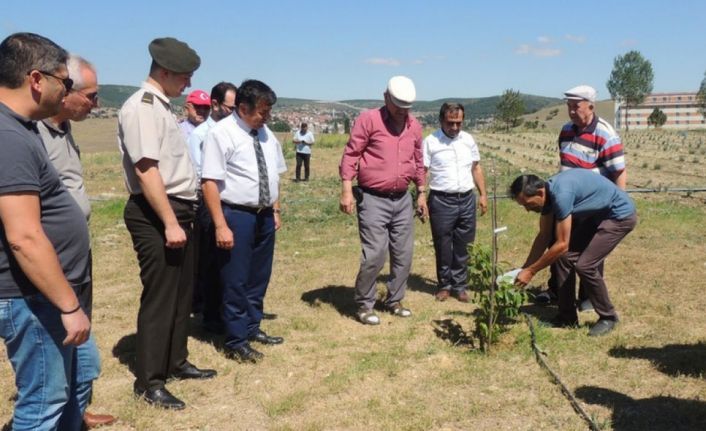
[97,85,561,124]
[521,100,616,130]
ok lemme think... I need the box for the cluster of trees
[494,49,706,133]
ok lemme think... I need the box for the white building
[614,92,706,130]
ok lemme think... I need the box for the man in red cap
[179,89,211,139]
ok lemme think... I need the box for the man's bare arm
[0,192,90,345]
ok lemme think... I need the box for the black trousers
[124,194,195,390]
[193,198,223,326]
[428,191,477,292]
[295,152,310,180]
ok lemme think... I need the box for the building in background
[614,92,706,130]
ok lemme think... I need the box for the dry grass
[1,124,706,430]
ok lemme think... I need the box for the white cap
[563,85,597,103]
[386,76,416,108]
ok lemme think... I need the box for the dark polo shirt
[0,102,90,298]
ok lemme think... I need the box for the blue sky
[3,0,704,101]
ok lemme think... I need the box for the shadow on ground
[301,285,357,320]
[576,385,706,431]
[519,302,559,323]
[112,333,137,377]
[609,342,706,378]
[431,318,475,348]
[187,316,226,350]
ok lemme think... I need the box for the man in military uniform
[118,37,216,410]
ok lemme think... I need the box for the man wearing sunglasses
[119,37,216,410]
[0,33,92,430]
[37,55,117,430]
[187,81,237,331]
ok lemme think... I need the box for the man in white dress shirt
[423,102,487,302]
[201,79,286,363]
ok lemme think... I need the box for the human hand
[515,268,534,288]
[164,223,187,248]
[61,308,91,346]
[339,191,355,214]
[274,213,282,230]
[215,225,234,250]
[478,195,488,216]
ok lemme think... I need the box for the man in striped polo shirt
[535,85,627,312]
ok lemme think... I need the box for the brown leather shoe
[435,289,450,301]
[83,411,117,429]
[455,290,470,303]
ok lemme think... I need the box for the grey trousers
[554,214,637,322]
[354,189,414,310]
[428,191,476,292]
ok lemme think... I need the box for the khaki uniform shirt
[37,120,91,219]
[118,82,197,201]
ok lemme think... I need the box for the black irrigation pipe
[523,314,601,431]
[489,186,706,200]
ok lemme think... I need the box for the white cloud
[621,39,638,47]
[565,34,586,43]
[411,59,424,65]
[514,44,561,58]
[537,36,551,44]
[364,57,401,66]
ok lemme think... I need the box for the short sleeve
[468,135,480,162]
[119,97,161,163]
[275,138,287,174]
[552,191,575,220]
[0,130,42,195]
[201,127,230,181]
[422,135,432,168]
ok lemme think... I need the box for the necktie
[251,129,271,207]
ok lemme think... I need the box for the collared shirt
[293,129,315,154]
[0,102,90,298]
[423,129,480,193]
[339,107,424,193]
[201,112,286,207]
[37,119,91,219]
[179,119,197,140]
[187,116,216,180]
[118,81,198,201]
[542,169,635,221]
[558,115,625,179]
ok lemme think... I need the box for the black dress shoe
[249,330,284,345]
[169,361,217,380]
[224,344,264,363]
[134,387,185,410]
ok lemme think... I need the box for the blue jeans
[0,296,92,431]
[219,206,275,349]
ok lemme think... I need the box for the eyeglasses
[74,90,98,103]
[36,70,74,93]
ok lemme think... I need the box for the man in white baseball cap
[534,83,627,317]
[339,75,427,325]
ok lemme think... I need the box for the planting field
[1,123,706,430]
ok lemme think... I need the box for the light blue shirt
[187,116,216,180]
[545,169,635,221]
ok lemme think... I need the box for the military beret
[148,37,200,74]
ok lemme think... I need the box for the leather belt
[429,189,473,198]
[222,202,272,214]
[359,187,407,200]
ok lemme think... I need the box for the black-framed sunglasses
[35,70,74,92]
[74,90,99,103]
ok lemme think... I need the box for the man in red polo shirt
[339,76,426,325]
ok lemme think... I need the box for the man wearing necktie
[201,79,287,363]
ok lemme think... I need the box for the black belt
[359,187,407,200]
[222,202,272,214]
[430,189,473,199]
